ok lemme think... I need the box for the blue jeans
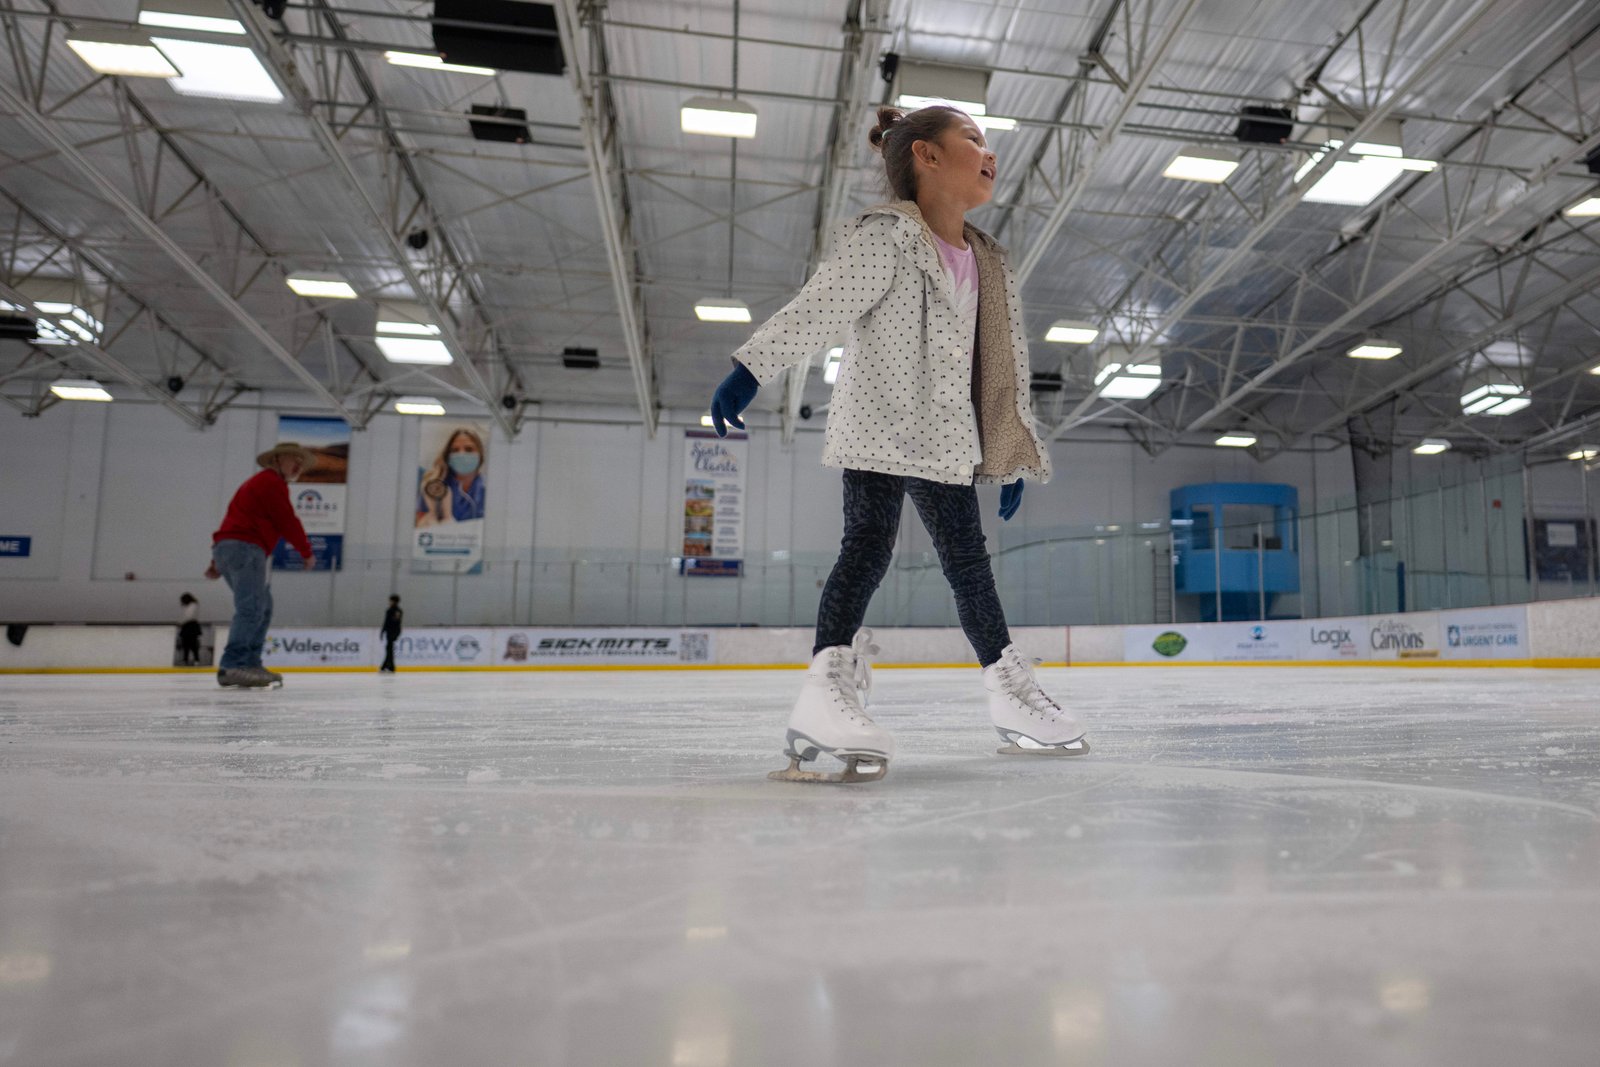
[213,539,272,670]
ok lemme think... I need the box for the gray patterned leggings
[814,468,1011,667]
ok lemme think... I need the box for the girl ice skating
[709,105,1090,783]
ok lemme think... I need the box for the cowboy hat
[256,442,317,470]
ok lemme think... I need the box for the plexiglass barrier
[284,458,1596,628]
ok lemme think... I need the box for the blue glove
[999,480,1024,521]
[710,362,759,437]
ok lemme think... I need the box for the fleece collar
[859,200,1007,258]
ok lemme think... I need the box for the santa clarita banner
[681,430,745,575]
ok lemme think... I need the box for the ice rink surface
[1,667,1597,1067]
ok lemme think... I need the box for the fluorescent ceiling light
[383,51,496,77]
[680,97,758,139]
[822,346,843,385]
[376,301,440,336]
[394,396,446,416]
[1347,339,1402,359]
[700,414,716,428]
[1045,319,1097,344]
[286,272,357,299]
[50,378,113,401]
[154,39,283,102]
[973,115,1015,132]
[1161,146,1238,183]
[1294,140,1434,206]
[66,32,179,78]
[1590,363,1600,375]
[895,93,987,116]
[376,320,440,336]
[1215,433,1257,447]
[32,300,103,345]
[375,336,452,365]
[1563,196,1600,218]
[138,12,245,35]
[1094,361,1162,399]
[1460,381,1530,416]
[694,299,751,323]
[1567,447,1598,461]
[1413,439,1450,455]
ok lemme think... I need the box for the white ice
[0,667,1597,1066]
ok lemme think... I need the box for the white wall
[0,396,1354,626]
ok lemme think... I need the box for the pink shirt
[932,232,979,356]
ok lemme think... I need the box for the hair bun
[868,106,906,151]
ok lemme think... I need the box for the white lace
[822,628,880,714]
[996,651,1062,718]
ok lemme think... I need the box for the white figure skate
[985,644,1089,756]
[769,629,894,783]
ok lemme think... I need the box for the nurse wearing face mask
[416,427,487,526]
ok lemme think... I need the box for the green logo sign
[1152,631,1188,657]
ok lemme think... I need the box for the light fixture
[822,346,843,385]
[1094,348,1163,399]
[892,59,990,117]
[1567,446,1598,461]
[1460,377,1531,416]
[1161,145,1239,183]
[1347,338,1403,360]
[1562,196,1600,218]
[383,51,496,77]
[680,97,758,139]
[375,301,451,365]
[1590,363,1600,375]
[694,298,751,323]
[138,0,246,35]
[7,280,106,346]
[699,414,716,428]
[50,378,113,402]
[1293,110,1435,206]
[286,272,357,299]
[394,396,445,416]
[973,115,1016,132]
[1413,439,1450,455]
[1045,319,1097,344]
[1215,433,1257,447]
[154,39,283,102]
[66,31,179,78]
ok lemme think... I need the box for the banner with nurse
[413,420,490,574]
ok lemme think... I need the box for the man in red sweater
[206,442,316,688]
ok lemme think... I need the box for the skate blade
[997,737,1090,757]
[768,755,888,784]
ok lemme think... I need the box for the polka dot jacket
[734,200,1052,487]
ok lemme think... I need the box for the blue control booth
[1171,483,1300,621]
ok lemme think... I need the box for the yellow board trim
[3,658,1598,675]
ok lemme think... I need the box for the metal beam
[0,79,358,423]
[1304,256,1600,439]
[552,0,658,437]
[0,280,210,428]
[1184,131,1600,434]
[1012,0,1203,287]
[232,0,516,441]
[780,0,889,445]
[1043,0,1506,445]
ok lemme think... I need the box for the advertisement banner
[392,628,496,668]
[261,628,373,667]
[1439,605,1529,660]
[1211,622,1299,662]
[1123,624,1214,662]
[272,415,349,570]
[1303,616,1366,660]
[1362,614,1441,660]
[413,421,490,574]
[682,430,745,576]
[492,628,715,665]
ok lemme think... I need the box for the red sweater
[213,469,313,559]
